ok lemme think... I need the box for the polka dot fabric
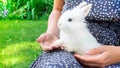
[30,50,82,68]
[86,0,120,22]
[30,0,120,68]
[63,0,120,22]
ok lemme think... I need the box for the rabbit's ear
[77,2,87,9]
[81,4,92,17]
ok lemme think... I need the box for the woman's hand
[37,33,63,52]
[74,46,120,67]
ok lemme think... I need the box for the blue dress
[30,0,120,68]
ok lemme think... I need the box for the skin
[37,0,120,67]
[37,0,64,51]
[74,46,120,67]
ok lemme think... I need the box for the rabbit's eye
[68,18,72,22]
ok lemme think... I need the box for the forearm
[46,10,62,37]
[46,0,64,37]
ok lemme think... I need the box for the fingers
[40,42,53,52]
[36,33,47,43]
[74,54,104,67]
[40,40,64,52]
[36,33,63,51]
[86,46,116,55]
[74,46,119,67]
[86,46,107,55]
[74,54,102,64]
[37,33,54,51]
[51,43,64,50]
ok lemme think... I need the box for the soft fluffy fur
[53,2,100,55]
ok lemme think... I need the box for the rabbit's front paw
[52,40,63,46]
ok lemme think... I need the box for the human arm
[46,0,64,36]
[74,46,120,67]
[37,0,64,51]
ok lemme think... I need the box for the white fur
[53,2,100,55]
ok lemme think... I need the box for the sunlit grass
[0,20,47,68]
[1,42,41,68]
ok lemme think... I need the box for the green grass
[0,20,47,68]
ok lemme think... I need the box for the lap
[29,50,82,68]
[29,50,120,68]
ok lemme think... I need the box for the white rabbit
[53,2,100,55]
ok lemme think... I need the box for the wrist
[46,31,59,38]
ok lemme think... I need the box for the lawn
[0,20,47,68]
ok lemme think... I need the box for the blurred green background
[0,0,53,68]
[0,0,53,20]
